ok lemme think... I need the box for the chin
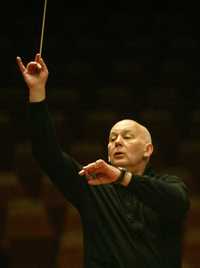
[112,159,127,167]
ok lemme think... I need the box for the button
[126,213,134,221]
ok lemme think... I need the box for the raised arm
[16,53,47,103]
[17,54,86,207]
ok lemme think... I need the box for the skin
[17,54,153,187]
[108,119,153,174]
[16,53,48,102]
[80,120,153,186]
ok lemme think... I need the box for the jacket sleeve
[126,173,190,221]
[28,100,88,208]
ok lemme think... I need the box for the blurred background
[0,1,199,267]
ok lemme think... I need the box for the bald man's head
[111,119,152,144]
[108,119,153,174]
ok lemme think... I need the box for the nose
[115,135,123,146]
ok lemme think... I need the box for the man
[17,53,189,268]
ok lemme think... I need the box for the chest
[116,186,162,237]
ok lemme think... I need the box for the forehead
[110,120,138,134]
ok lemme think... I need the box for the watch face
[118,167,127,172]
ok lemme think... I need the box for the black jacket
[28,101,190,268]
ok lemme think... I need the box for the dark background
[0,1,199,267]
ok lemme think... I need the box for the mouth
[113,152,125,159]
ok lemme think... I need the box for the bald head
[110,119,152,145]
[108,119,153,174]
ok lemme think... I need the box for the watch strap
[113,167,127,184]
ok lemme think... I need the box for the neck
[127,161,147,175]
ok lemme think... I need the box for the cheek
[128,144,144,158]
[107,146,114,163]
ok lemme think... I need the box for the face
[108,119,152,173]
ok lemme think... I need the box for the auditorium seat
[188,109,200,139]
[56,202,82,268]
[40,175,67,236]
[177,139,200,187]
[63,203,82,232]
[0,171,24,205]
[57,227,83,268]
[0,171,24,242]
[161,166,197,193]
[0,111,13,170]
[14,142,43,198]
[5,198,57,268]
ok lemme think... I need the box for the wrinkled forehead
[110,119,139,134]
[109,119,152,143]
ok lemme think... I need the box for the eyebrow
[109,129,135,137]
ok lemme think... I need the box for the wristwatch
[113,167,127,184]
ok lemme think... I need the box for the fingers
[17,54,48,76]
[78,159,108,185]
[87,179,103,186]
[78,160,120,186]
[16,56,26,74]
[35,53,40,62]
[79,159,105,176]
[39,57,48,71]
[17,55,41,75]
[35,53,47,70]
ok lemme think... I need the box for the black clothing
[28,101,189,268]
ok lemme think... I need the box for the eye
[110,136,116,142]
[124,135,132,139]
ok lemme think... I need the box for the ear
[144,143,153,158]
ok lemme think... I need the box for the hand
[16,53,48,102]
[79,159,121,185]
